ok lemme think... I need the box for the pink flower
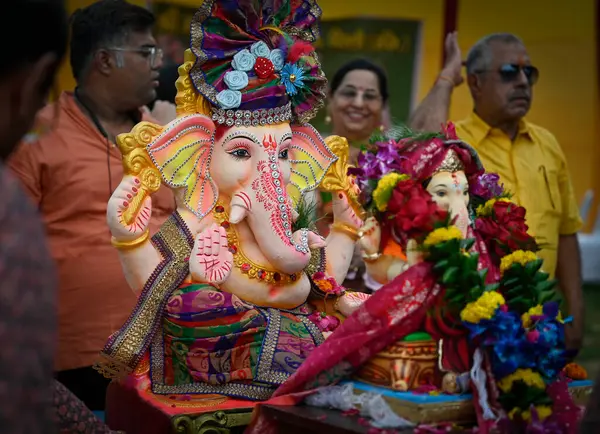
[308,311,341,332]
[526,329,540,343]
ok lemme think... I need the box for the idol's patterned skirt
[148,283,324,400]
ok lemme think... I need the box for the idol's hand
[190,224,233,284]
[107,175,152,242]
[358,217,381,255]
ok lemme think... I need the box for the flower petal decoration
[215,89,242,110]
[223,70,249,91]
[280,62,305,96]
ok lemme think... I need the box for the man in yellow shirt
[409,32,583,352]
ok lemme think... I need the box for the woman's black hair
[329,58,389,104]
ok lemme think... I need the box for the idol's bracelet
[330,222,360,241]
[361,251,382,263]
[111,229,150,251]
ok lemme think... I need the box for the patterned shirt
[0,163,57,433]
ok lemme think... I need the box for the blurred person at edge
[8,0,177,412]
[154,34,185,104]
[0,1,125,433]
[409,32,583,353]
[315,58,390,289]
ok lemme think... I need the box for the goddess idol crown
[189,0,327,127]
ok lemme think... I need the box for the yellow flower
[423,226,463,246]
[499,250,539,275]
[521,304,563,328]
[460,291,505,324]
[373,172,408,212]
[509,405,552,422]
[476,197,511,217]
[497,369,546,393]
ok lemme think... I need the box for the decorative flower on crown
[189,0,327,124]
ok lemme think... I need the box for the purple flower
[471,173,505,200]
[347,140,405,194]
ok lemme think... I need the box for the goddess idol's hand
[106,175,153,242]
[357,216,381,257]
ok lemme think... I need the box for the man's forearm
[556,234,584,347]
[408,79,455,132]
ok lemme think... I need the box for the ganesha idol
[93,0,368,418]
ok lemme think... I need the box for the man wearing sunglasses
[8,0,177,412]
[409,32,583,355]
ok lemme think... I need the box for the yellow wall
[58,0,598,227]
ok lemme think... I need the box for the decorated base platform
[105,381,255,434]
[344,380,594,425]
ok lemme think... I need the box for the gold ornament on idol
[212,203,302,286]
[115,122,163,225]
[319,135,366,220]
[111,229,150,250]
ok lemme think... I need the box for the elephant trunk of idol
[450,200,470,238]
[228,166,312,275]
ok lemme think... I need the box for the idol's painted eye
[228,148,251,159]
[278,148,289,159]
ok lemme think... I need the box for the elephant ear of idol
[144,114,218,219]
[287,124,338,206]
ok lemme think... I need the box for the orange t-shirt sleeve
[7,141,44,206]
[382,239,407,261]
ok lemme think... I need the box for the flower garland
[350,132,583,433]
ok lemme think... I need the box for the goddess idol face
[425,150,471,237]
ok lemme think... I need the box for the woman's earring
[325,115,332,125]
[379,124,385,132]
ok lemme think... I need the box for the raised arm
[408,32,463,132]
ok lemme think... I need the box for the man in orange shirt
[9,0,176,411]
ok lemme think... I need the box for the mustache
[509,92,531,101]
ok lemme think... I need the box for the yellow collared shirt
[455,112,582,278]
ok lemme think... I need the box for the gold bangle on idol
[361,251,382,263]
[330,222,360,241]
[111,229,150,251]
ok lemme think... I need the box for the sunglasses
[475,64,539,85]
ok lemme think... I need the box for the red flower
[254,57,275,79]
[386,179,448,246]
[475,200,537,260]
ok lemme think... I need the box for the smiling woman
[325,58,389,158]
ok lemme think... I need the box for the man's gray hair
[465,33,524,74]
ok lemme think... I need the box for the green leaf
[535,280,557,294]
[448,293,466,305]
[485,283,500,292]
[539,291,557,304]
[460,238,476,251]
[469,286,484,301]
[433,259,450,273]
[478,268,489,282]
[442,267,459,285]
[467,253,480,270]
[502,277,522,290]
[533,271,550,283]
[525,259,543,275]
